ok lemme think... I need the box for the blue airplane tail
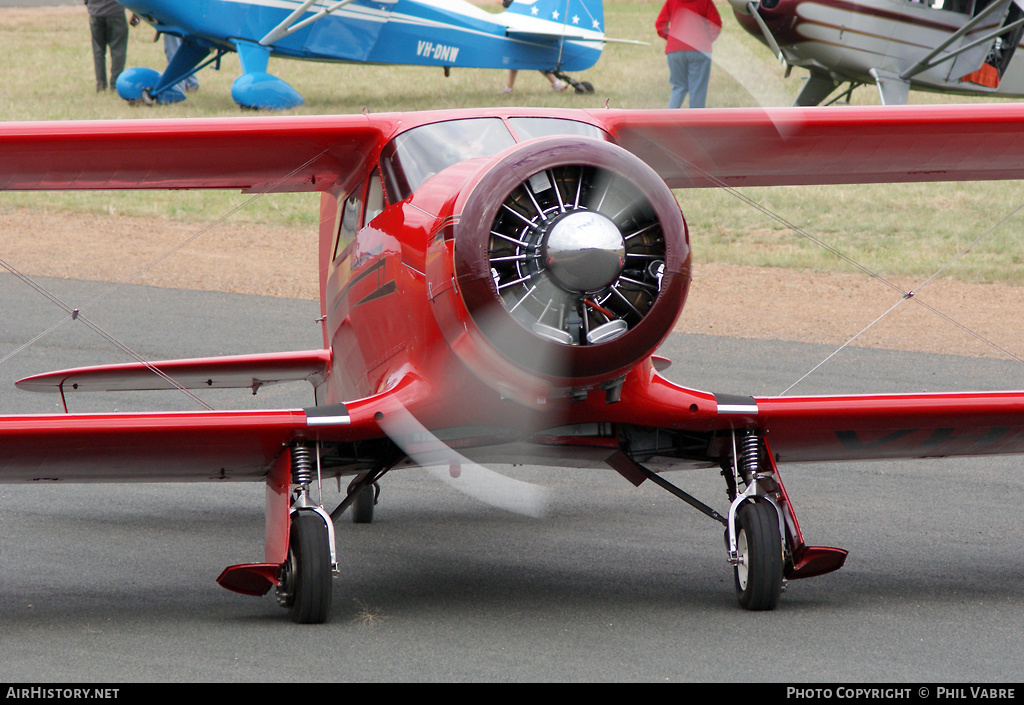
[502,0,606,34]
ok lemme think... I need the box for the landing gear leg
[275,444,337,624]
[724,432,786,610]
[330,451,401,524]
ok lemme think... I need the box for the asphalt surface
[0,272,1022,682]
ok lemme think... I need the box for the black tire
[733,501,783,610]
[282,511,333,624]
[575,81,594,94]
[352,485,375,524]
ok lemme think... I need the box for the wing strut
[745,1,786,65]
[900,0,1023,79]
[260,0,360,46]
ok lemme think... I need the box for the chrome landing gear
[610,429,794,611]
[276,444,337,624]
[724,432,785,611]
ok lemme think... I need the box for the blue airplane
[116,0,618,109]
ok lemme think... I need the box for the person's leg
[666,51,689,109]
[107,14,129,89]
[90,16,108,91]
[687,51,713,108]
[503,69,518,93]
[544,72,567,92]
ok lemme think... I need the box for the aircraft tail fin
[503,0,605,34]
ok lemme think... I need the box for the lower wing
[0,403,370,482]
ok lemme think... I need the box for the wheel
[733,501,783,610]
[277,511,333,624]
[352,484,375,524]
[575,81,594,94]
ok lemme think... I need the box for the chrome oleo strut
[725,431,786,567]
[289,443,339,574]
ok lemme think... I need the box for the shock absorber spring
[290,444,315,487]
[737,433,761,482]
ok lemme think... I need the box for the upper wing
[7,105,1024,193]
[0,114,393,193]
[591,105,1024,189]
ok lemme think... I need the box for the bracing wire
[679,160,1024,393]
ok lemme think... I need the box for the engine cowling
[426,136,691,403]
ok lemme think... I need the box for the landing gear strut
[611,431,798,611]
[724,432,784,610]
[276,444,337,624]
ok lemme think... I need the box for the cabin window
[333,184,364,261]
[380,118,515,202]
[929,0,976,13]
[365,168,385,224]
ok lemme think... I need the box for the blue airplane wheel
[733,501,783,610]
[231,72,304,110]
[278,511,333,624]
[115,67,161,102]
[115,68,187,105]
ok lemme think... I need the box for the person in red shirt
[655,0,722,108]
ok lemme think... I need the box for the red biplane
[3,106,1024,623]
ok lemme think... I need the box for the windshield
[507,117,607,142]
[379,117,611,203]
[381,118,516,202]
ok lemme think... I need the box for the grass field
[2,2,1024,285]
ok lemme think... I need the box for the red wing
[7,106,1023,194]
[0,409,309,482]
[614,370,1024,465]
[15,349,331,393]
[755,392,1024,463]
[0,401,382,482]
[0,115,391,193]
[636,374,1024,464]
[593,104,1024,188]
